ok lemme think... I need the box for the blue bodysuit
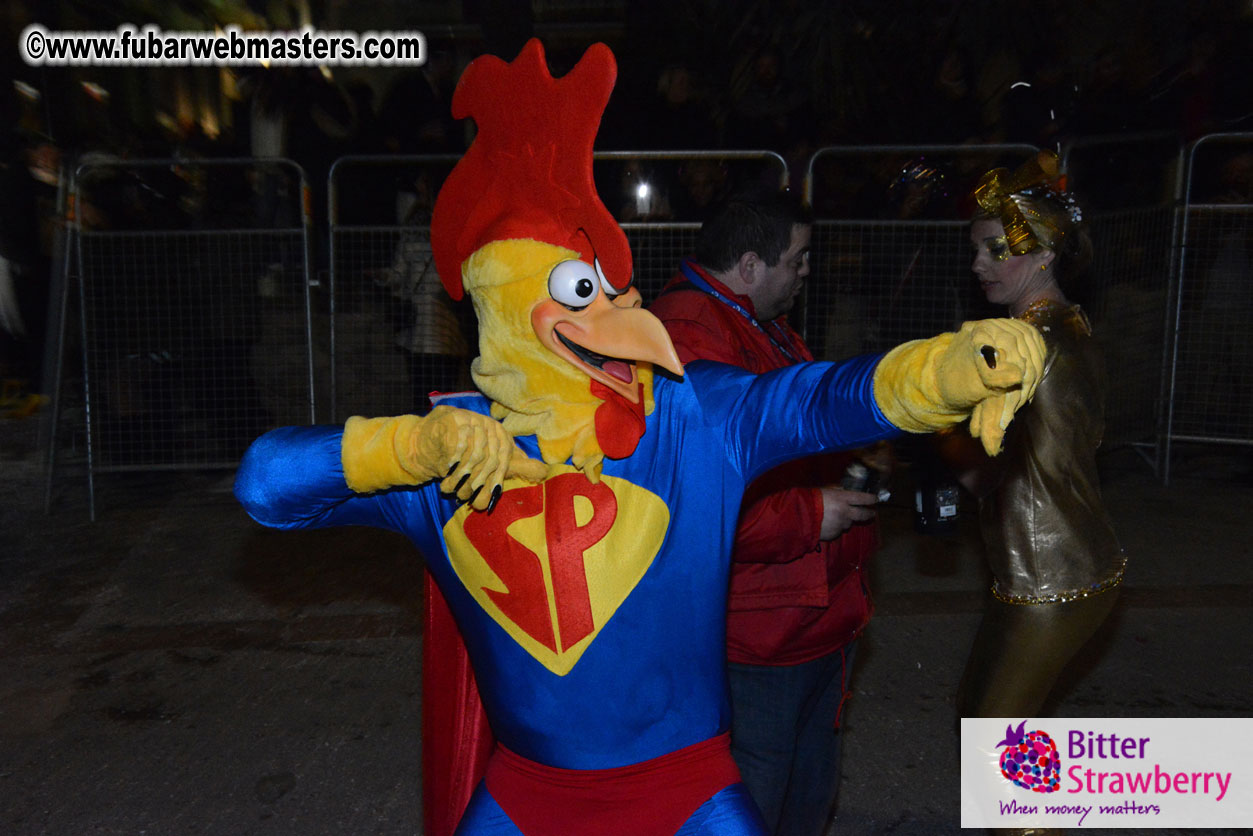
[236,357,898,835]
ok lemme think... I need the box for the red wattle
[590,380,646,459]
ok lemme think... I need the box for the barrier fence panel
[803,142,1179,466]
[328,154,468,423]
[1061,133,1182,459]
[595,150,789,299]
[70,158,313,517]
[1164,132,1253,481]
[603,151,789,302]
[41,158,74,513]
[618,222,701,302]
[802,146,1040,357]
[805,218,987,360]
[327,151,787,421]
[48,139,1237,513]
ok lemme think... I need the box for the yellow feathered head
[430,40,682,480]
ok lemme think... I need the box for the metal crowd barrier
[326,150,787,421]
[801,145,1040,352]
[595,150,789,298]
[802,141,1184,473]
[1060,133,1183,462]
[40,157,73,513]
[47,138,1246,512]
[1163,132,1253,482]
[327,154,467,423]
[50,157,315,518]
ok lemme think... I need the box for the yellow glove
[341,406,548,510]
[873,318,1046,455]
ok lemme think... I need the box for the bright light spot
[636,183,650,199]
[1010,81,1032,89]
[81,81,109,102]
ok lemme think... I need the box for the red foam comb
[431,39,631,301]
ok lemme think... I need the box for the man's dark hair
[694,187,812,273]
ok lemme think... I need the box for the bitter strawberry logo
[996,720,1061,793]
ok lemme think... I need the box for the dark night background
[4,0,1253,424]
[5,0,1253,166]
[1,6,1251,836]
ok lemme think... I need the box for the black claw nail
[487,485,502,514]
[446,461,460,476]
[469,485,483,504]
[455,472,471,492]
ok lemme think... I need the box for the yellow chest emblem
[442,466,669,675]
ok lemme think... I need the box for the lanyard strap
[677,259,802,363]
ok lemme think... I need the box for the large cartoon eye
[548,259,600,310]
[594,257,629,299]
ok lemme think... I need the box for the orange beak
[532,287,684,404]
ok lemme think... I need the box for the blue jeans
[727,641,858,836]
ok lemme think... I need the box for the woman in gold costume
[943,152,1126,721]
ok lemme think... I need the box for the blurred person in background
[375,170,471,401]
[0,89,50,417]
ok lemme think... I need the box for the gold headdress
[972,151,1082,255]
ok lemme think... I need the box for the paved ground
[2,414,1250,835]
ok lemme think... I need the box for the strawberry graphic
[996,720,1061,793]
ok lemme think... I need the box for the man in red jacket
[649,189,882,836]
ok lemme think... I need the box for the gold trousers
[957,586,1119,719]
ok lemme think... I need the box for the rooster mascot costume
[236,39,1046,835]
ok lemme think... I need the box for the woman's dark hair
[1052,221,1093,292]
[1032,188,1093,291]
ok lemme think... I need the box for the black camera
[842,461,889,501]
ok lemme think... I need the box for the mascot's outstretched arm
[342,407,548,509]
[873,318,1045,456]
